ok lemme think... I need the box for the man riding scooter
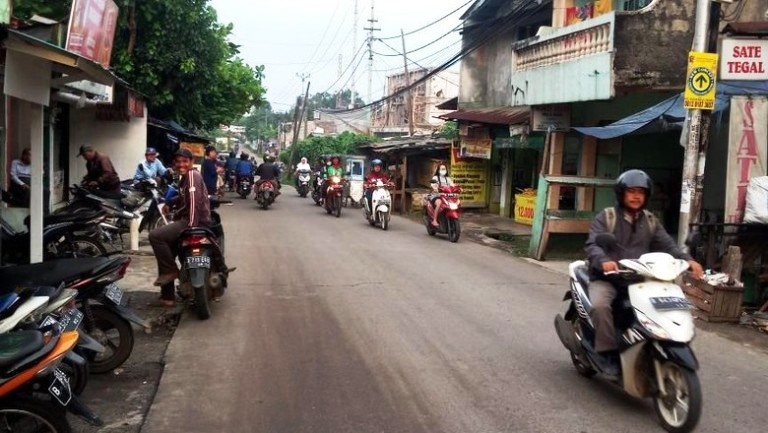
[236,153,255,186]
[364,159,390,211]
[585,169,704,376]
[255,154,282,197]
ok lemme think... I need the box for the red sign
[720,38,768,81]
[66,0,119,68]
[129,94,144,118]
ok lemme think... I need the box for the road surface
[142,190,768,433]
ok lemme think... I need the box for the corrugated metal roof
[722,22,768,36]
[440,107,530,125]
[436,97,458,110]
[358,138,452,155]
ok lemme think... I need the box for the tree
[287,132,377,169]
[13,0,266,130]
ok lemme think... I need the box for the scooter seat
[89,189,126,200]
[25,209,105,227]
[0,258,112,292]
[0,330,45,369]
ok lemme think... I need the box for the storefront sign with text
[451,144,488,208]
[66,0,119,67]
[721,38,768,81]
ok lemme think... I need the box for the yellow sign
[514,193,537,225]
[450,147,489,208]
[684,52,718,110]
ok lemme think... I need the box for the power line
[378,0,474,40]
[376,23,462,57]
[299,0,344,74]
[318,40,368,95]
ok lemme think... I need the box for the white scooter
[363,180,392,231]
[554,233,701,433]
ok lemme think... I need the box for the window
[622,0,653,11]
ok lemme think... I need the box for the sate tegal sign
[721,38,768,81]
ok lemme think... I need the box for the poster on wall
[451,143,489,208]
[725,96,768,223]
[66,0,119,67]
[564,1,612,25]
[460,137,492,160]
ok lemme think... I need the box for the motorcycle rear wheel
[0,397,71,433]
[58,235,108,258]
[653,361,702,433]
[85,306,135,374]
[194,281,212,320]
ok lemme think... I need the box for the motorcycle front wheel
[448,219,461,243]
[334,196,342,218]
[57,235,108,258]
[653,361,702,433]
[379,211,389,231]
[0,397,71,433]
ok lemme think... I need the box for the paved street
[142,191,768,433]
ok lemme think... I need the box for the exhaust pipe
[209,274,223,289]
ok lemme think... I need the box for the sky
[209,0,472,113]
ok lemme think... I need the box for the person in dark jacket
[148,149,234,306]
[585,169,704,375]
[201,146,219,195]
[79,145,121,193]
[255,154,282,195]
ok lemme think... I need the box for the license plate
[186,256,211,269]
[379,199,391,204]
[104,284,124,305]
[59,308,84,332]
[649,296,692,311]
[39,315,59,329]
[48,368,72,406]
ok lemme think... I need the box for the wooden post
[578,136,597,211]
[547,133,564,210]
[401,155,408,213]
[722,246,743,285]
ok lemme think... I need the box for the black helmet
[614,169,652,205]
[174,148,194,159]
[371,158,383,167]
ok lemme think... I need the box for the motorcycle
[237,175,253,199]
[554,233,701,433]
[423,185,462,243]
[174,196,230,320]
[363,180,393,230]
[0,256,146,374]
[296,170,312,198]
[254,180,277,210]
[311,172,324,206]
[324,176,344,218]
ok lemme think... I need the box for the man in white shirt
[10,148,31,206]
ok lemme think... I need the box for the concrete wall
[459,26,517,109]
[68,106,148,184]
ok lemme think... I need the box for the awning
[436,97,458,110]
[4,29,119,86]
[440,107,530,125]
[573,81,768,139]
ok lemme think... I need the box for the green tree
[13,0,266,130]
[287,132,377,169]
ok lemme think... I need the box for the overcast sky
[209,0,471,112]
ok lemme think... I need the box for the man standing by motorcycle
[79,145,121,193]
[148,149,233,306]
[255,154,282,196]
[364,159,390,211]
[585,169,704,376]
[133,147,170,184]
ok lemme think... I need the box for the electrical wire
[299,0,345,74]
[378,0,474,40]
[375,23,462,57]
[317,40,368,95]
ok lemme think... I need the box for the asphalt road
[141,190,768,433]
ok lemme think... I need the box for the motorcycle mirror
[595,233,617,249]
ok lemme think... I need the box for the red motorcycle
[324,175,345,218]
[254,180,277,210]
[423,185,462,243]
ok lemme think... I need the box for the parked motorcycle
[363,179,393,230]
[423,185,462,242]
[311,172,324,206]
[296,170,312,198]
[0,256,146,374]
[237,175,253,199]
[554,233,701,433]
[254,181,277,210]
[174,197,230,320]
[324,176,344,218]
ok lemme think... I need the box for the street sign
[684,52,718,110]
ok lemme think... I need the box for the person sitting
[148,148,234,306]
[79,145,121,193]
[255,154,282,196]
[428,163,454,227]
[321,156,344,200]
[133,147,169,184]
[585,169,704,376]
[295,157,311,187]
[9,148,31,207]
[236,153,255,186]
[364,159,390,211]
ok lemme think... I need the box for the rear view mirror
[596,233,617,249]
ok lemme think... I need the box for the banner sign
[460,137,492,160]
[721,38,768,81]
[725,96,768,223]
[66,0,119,67]
[532,105,570,132]
[451,143,488,208]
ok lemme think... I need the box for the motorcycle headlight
[448,203,459,210]
[635,310,670,340]
[331,176,340,184]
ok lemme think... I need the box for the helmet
[264,154,275,163]
[174,148,194,159]
[614,169,653,205]
[145,147,158,155]
[371,159,383,167]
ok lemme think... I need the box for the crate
[682,275,744,323]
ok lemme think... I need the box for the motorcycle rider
[321,156,344,201]
[148,148,234,306]
[295,156,312,188]
[255,154,282,196]
[428,163,454,227]
[225,151,239,190]
[364,159,390,212]
[236,153,255,187]
[585,169,704,375]
[133,147,170,184]
[79,145,121,193]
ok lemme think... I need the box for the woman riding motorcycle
[428,163,454,227]
[321,156,345,201]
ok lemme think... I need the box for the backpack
[603,207,658,236]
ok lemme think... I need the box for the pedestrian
[9,148,31,206]
[79,145,121,193]
[201,146,219,195]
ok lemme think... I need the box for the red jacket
[174,170,212,227]
[365,172,390,186]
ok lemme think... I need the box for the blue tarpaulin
[573,81,768,139]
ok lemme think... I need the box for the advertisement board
[460,137,492,160]
[725,96,768,223]
[720,38,768,81]
[66,0,119,67]
[451,144,488,208]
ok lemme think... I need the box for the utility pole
[336,54,343,108]
[401,29,415,136]
[364,1,380,105]
[351,0,359,109]
[292,73,310,148]
[677,0,718,249]
[294,80,311,148]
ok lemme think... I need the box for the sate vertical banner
[725,96,768,223]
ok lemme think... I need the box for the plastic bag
[744,176,768,224]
